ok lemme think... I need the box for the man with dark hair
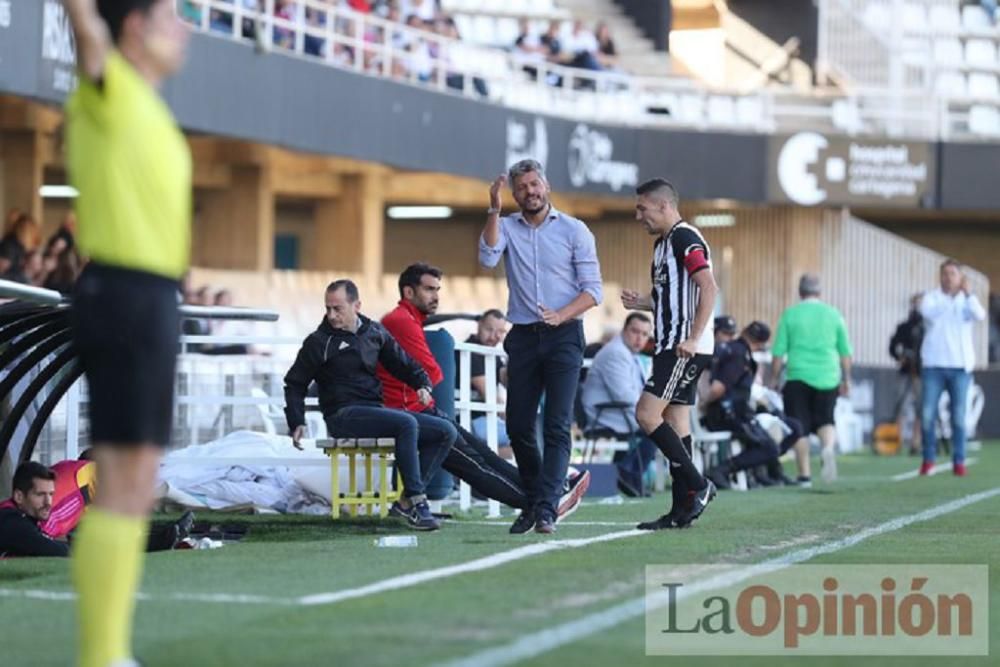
[623,178,718,530]
[918,259,985,476]
[378,266,590,519]
[284,280,457,531]
[771,273,853,483]
[458,309,511,448]
[702,322,804,489]
[714,315,737,346]
[62,0,191,664]
[0,462,67,558]
[480,159,603,534]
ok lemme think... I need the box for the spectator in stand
[595,22,617,70]
[205,289,254,355]
[273,0,296,50]
[918,260,986,477]
[540,20,562,59]
[3,207,22,236]
[304,4,328,57]
[562,20,602,72]
[401,0,436,22]
[0,213,41,282]
[401,14,434,81]
[456,309,512,453]
[438,17,488,96]
[514,18,546,80]
[889,293,924,455]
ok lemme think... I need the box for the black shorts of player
[782,380,838,435]
[71,262,181,447]
[645,350,713,406]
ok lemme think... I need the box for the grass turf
[1,444,997,666]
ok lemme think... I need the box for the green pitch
[1,446,998,666]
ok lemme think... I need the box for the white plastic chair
[969,104,1000,135]
[968,72,1000,100]
[965,39,997,68]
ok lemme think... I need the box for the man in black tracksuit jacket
[284,279,457,530]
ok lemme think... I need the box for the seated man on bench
[284,279,457,531]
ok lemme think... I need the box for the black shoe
[534,514,556,534]
[675,480,717,527]
[175,511,195,541]
[390,500,441,531]
[510,511,536,535]
[617,475,642,498]
[706,466,732,490]
[636,511,681,531]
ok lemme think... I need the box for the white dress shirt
[919,288,986,372]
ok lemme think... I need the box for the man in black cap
[702,322,801,488]
[714,315,737,347]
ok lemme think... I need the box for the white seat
[470,15,496,45]
[901,3,928,33]
[735,96,764,127]
[933,38,964,67]
[928,4,962,34]
[968,72,1000,99]
[936,70,967,97]
[706,95,736,126]
[962,5,992,33]
[968,104,1000,136]
[863,3,890,31]
[965,39,997,68]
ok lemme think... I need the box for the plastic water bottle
[374,535,418,548]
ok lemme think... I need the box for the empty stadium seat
[968,72,1000,99]
[901,3,928,33]
[962,4,993,34]
[935,70,967,97]
[968,104,1000,136]
[706,95,736,126]
[965,39,997,68]
[933,38,964,66]
[928,4,962,34]
[863,3,890,31]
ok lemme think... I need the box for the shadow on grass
[156,511,417,543]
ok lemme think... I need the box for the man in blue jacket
[284,279,457,530]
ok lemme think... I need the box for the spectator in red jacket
[378,263,589,522]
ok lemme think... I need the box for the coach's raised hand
[489,174,507,212]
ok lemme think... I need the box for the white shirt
[919,288,986,372]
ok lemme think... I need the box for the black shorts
[71,263,180,447]
[644,351,712,406]
[782,380,838,435]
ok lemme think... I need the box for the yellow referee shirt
[66,51,191,280]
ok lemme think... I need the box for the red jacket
[378,300,444,412]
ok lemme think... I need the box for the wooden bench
[316,438,402,519]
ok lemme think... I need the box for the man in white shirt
[918,259,986,476]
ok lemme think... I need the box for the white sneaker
[821,447,838,483]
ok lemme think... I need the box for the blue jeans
[326,405,457,499]
[472,416,511,447]
[504,321,584,517]
[920,368,971,464]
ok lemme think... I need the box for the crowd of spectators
[513,18,618,87]
[0,209,82,294]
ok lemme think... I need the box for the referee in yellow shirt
[63,1,190,665]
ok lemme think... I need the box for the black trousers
[504,321,584,517]
[423,406,529,510]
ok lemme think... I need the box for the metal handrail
[0,280,64,305]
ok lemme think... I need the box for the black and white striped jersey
[649,221,715,355]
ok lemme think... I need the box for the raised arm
[479,175,509,268]
[64,0,111,81]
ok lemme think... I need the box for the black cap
[744,321,771,344]
[714,315,737,334]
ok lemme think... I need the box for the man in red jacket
[378,263,589,521]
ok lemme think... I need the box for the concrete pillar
[0,129,44,225]
[193,165,274,270]
[314,172,385,286]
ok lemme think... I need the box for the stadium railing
[177,0,942,138]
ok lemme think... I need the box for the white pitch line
[0,529,648,608]
[891,457,978,481]
[434,485,1000,667]
[297,529,646,606]
[451,520,638,527]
